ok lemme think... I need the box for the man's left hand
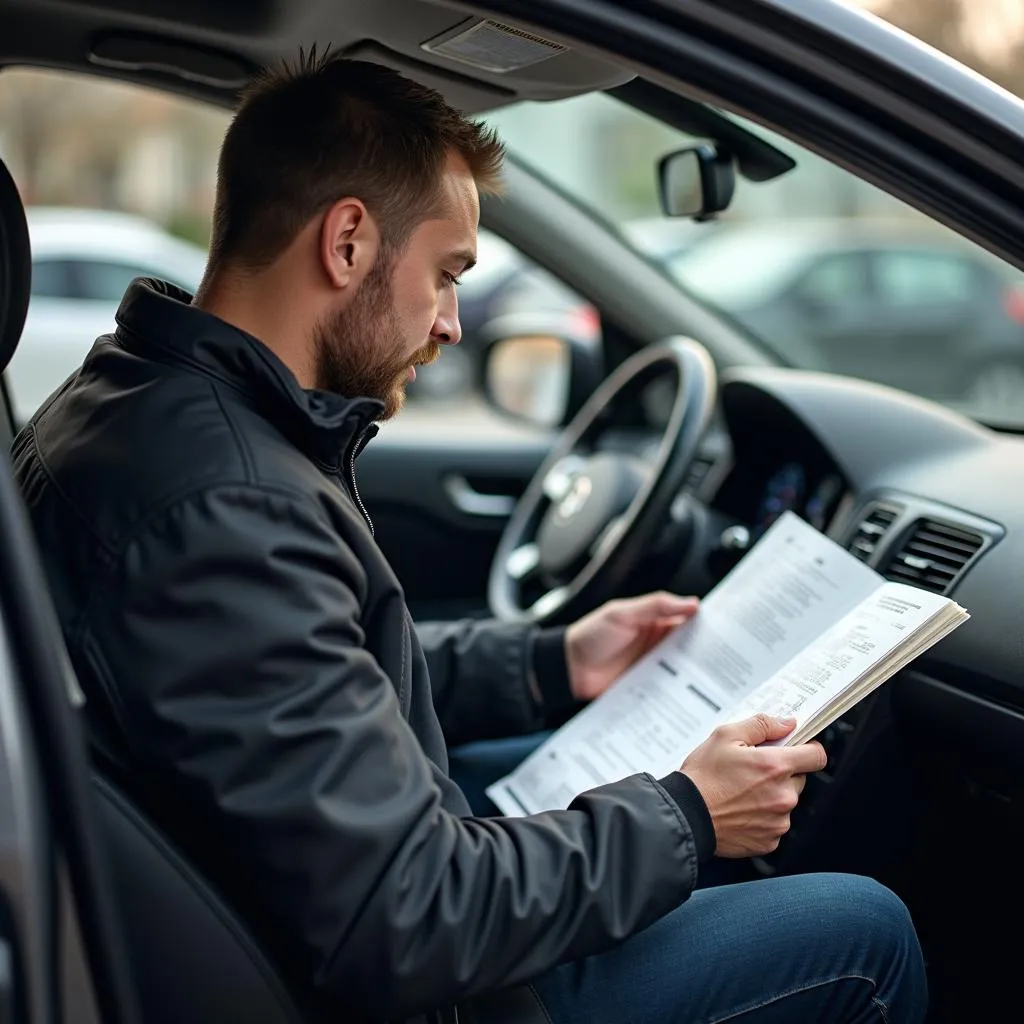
[565,592,699,702]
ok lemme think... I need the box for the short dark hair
[207,48,505,272]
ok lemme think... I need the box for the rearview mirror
[481,311,605,429]
[658,143,736,220]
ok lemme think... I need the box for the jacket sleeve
[85,486,714,1020]
[414,618,576,746]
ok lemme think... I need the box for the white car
[6,206,207,424]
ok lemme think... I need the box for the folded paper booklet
[487,509,970,817]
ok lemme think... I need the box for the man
[13,52,927,1024]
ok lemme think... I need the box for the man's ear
[319,198,380,290]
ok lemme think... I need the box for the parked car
[7,206,206,424]
[665,218,1024,416]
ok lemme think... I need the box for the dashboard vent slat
[883,519,984,594]
[847,502,900,563]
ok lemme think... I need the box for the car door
[359,375,555,623]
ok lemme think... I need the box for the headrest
[0,158,31,374]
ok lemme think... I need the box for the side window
[3,68,580,437]
[2,67,225,426]
[873,251,977,306]
[30,259,76,299]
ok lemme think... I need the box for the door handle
[442,474,517,517]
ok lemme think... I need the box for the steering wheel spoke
[506,542,541,583]
[530,587,570,619]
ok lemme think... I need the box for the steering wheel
[489,336,717,624]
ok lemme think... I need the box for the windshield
[667,232,815,307]
[485,82,1024,428]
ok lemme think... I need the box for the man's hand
[680,714,828,858]
[565,592,699,702]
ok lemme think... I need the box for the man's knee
[799,874,926,1005]
[745,872,923,985]
[805,873,917,944]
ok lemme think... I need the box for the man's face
[314,153,479,419]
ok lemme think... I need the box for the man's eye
[443,271,462,288]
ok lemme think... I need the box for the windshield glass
[485,83,1024,428]
[667,232,814,307]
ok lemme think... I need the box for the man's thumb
[740,713,797,745]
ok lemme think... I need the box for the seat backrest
[92,771,308,1024]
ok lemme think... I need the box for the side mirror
[481,311,605,429]
[658,143,736,221]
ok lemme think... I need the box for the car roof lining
[0,0,633,111]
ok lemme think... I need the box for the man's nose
[431,294,462,346]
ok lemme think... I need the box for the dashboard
[691,368,1017,688]
[666,366,1024,872]
[716,458,847,538]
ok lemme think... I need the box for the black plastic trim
[894,671,1024,773]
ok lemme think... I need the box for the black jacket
[12,280,714,1022]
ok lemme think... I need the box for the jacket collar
[114,279,383,467]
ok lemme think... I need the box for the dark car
[666,218,1024,416]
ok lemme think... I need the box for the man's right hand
[680,714,828,858]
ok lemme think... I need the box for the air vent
[848,503,899,563]
[884,519,984,594]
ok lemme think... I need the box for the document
[487,511,969,817]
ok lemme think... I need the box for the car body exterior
[7,206,207,424]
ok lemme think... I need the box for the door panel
[357,435,550,621]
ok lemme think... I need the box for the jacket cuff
[529,627,576,713]
[656,771,716,863]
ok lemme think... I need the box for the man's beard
[312,255,439,420]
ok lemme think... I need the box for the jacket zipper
[346,427,375,535]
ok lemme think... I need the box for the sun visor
[341,41,514,112]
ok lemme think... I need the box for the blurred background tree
[863,0,1024,94]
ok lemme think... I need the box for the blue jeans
[448,735,928,1024]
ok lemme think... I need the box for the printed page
[724,580,966,746]
[487,512,886,817]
